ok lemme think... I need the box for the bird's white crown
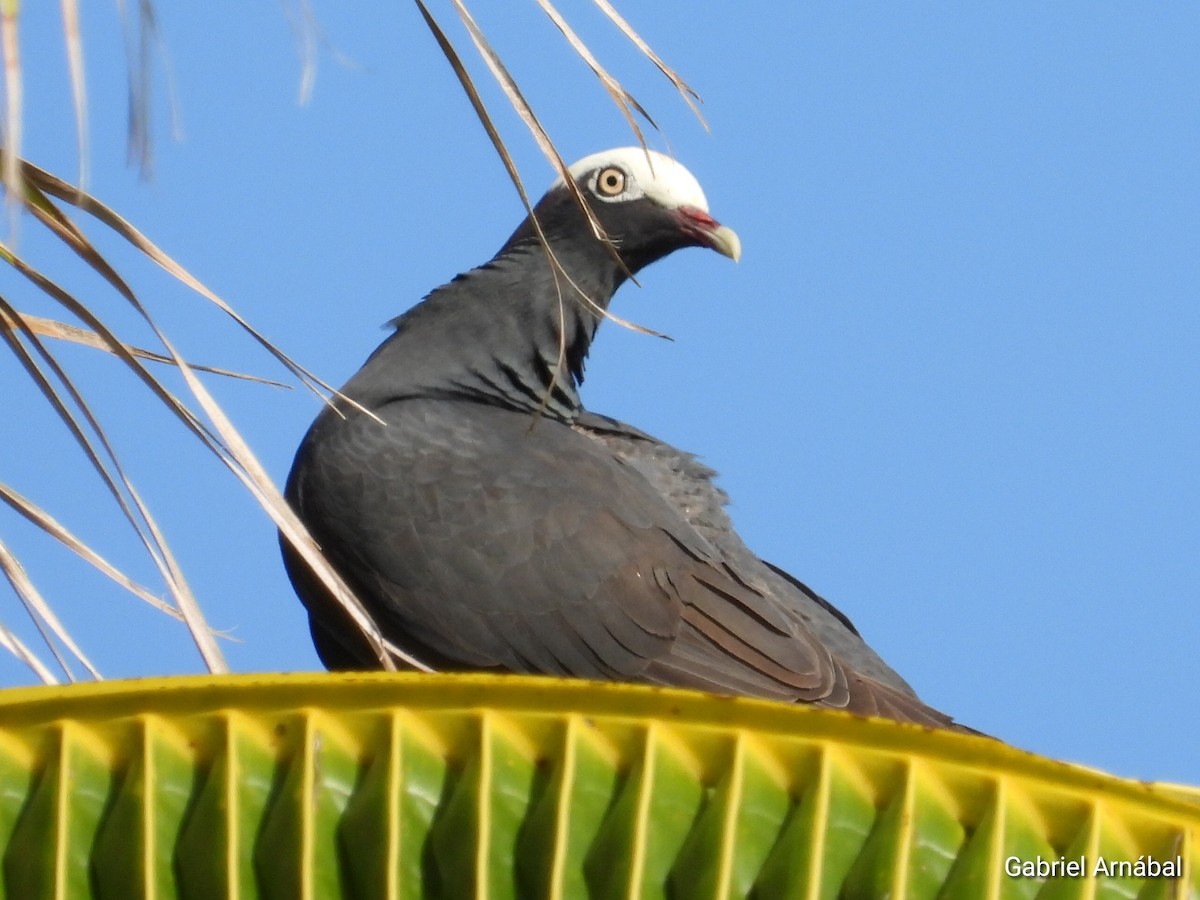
[552,147,710,212]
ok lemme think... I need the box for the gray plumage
[283,148,963,729]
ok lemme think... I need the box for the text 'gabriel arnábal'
[1005,854,1183,879]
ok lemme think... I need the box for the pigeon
[283,147,961,729]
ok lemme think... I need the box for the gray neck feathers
[342,240,625,421]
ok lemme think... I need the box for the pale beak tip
[711,224,742,263]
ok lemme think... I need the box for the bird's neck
[350,239,627,421]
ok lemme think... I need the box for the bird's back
[570,410,918,694]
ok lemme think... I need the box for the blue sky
[4,4,1197,787]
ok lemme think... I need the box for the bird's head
[503,147,741,275]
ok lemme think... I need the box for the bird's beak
[675,205,742,262]
[706,224,742,263]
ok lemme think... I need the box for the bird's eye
[594,166,627,197]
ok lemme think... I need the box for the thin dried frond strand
[60,0,90,188]
[0,618,59,685]
[442,0,606,243]
[0,295,188,579]
[147,1,184,144]
[0,290,225,662]
[420,2,644,308]
[9,163,394,670]
[115,0,151,173]
[414,1,535,220]
[112,0,182,166]
[283,0,320,104]
[435,1,641,290]
[14,181,404,673]
[592,0,707,129]
[1,2,22,208]
[0,481,183,620]
[2,276,395,675]
[533,0,657,147]
[0,536,101,681]
[1,289,230,460]
[0,272,229,673]
[6,311,289,386]
[14,155,356,411]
